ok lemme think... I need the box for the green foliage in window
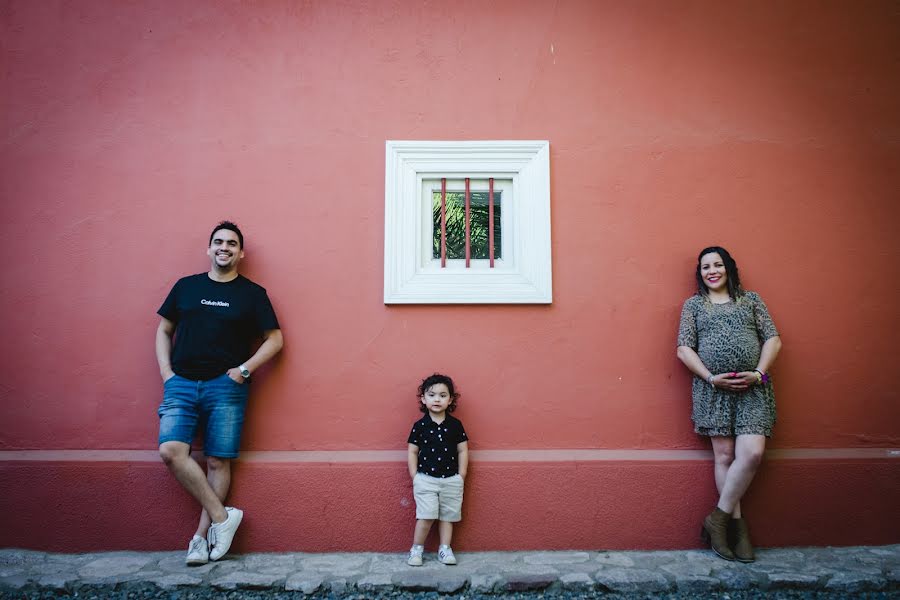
[432,191,501,260]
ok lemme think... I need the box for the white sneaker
[438,545,457,565]
[207,507,243,561]
[407,544,424,566]
[185,535,209,566]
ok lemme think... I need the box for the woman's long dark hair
[695,246,744,300]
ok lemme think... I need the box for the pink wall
[2,0,898,551]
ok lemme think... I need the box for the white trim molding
[384,140,552,304]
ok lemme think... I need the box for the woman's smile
[700,252,728,291]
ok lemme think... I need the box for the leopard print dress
[677,291,779,437]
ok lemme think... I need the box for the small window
[385,141,552,304]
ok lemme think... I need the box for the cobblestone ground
[2,545,897,599]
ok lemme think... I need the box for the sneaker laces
[189,537,206,553]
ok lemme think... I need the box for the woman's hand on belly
[713,371,755,392]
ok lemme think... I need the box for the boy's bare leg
[412,519,434,545]
[438,521,453,547]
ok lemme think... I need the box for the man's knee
[159,441,189,466]
[206,456,231,472]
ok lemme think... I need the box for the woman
[676,246,782,562]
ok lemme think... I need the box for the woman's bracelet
[753,369,770,384]
[706,374,715,388]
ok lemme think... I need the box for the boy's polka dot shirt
[407,414,468,478]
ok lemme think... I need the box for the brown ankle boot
[701,508,735,561]
[730,518,755,563]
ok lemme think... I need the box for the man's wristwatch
[239,364,251,379]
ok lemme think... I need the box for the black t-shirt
[158,273,280,381]
[407,414,468,478]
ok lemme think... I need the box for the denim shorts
[158,374,250,458]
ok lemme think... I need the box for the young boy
[406,373,469,566]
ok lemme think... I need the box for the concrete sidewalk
[1,545,898,596]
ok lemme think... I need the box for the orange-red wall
[2,0,898,551]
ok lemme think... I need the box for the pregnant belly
[699,336,761,373]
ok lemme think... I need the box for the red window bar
[440,177,492,268]
[464,178,471,267]
[440,178,447,268]
[489,177,495,267]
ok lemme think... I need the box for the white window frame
[384,140,552,304]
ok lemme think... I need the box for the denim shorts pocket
[224,374,245,387]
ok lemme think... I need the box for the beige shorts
[413,473,464,522]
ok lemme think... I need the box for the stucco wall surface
[1,0,898,551]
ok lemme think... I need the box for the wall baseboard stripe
[0,448,897,463]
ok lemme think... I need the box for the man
[156,221,283,565]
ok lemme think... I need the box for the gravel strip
[3,584,900,600]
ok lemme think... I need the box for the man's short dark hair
[209,221,244,249]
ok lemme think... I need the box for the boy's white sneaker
[208,507,243,561]
[407,544,424,566]
[438,545,457,565]
[185,535,209,566]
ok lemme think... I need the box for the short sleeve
[407,423,421,446]
[749,292,779,341]
[455,421,468,445]
[253,288,280,332]
[676,297,698,348]
[157,280,181,322]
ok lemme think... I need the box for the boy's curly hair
[417,373,460,413]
